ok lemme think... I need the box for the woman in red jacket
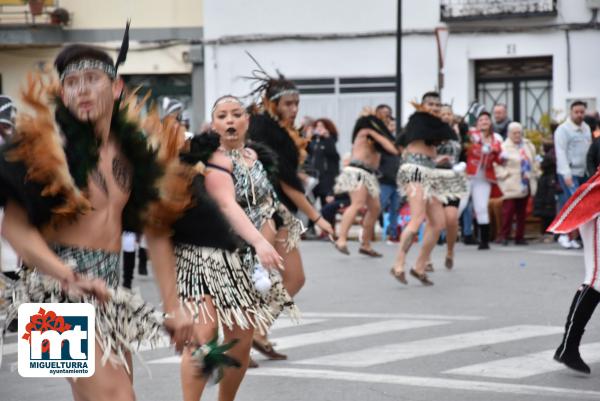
[465,111,503,249]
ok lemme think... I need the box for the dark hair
[375,104,392,112]
[265,76,297,104]
[421,91,440,102]
[477,110,491,120]
[570,100,588,110]
[493,103,507,110]
[313,118,339,141]
[584,115,598,130]
[54,45,115,77]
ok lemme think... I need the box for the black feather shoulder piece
[180,131,221,166]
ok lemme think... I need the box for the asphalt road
[2,239,599,401]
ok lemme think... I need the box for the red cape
[548,170,600,233]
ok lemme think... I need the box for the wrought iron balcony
[440,0,557,22]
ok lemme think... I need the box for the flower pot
[28,0,44,16]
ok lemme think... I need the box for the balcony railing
[440,0,557,22]
[0,0,67,26]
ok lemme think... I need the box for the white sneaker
[558,235,572,249]
[570,240,582,249]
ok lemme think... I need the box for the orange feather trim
[143,111,196,235]
[6,72,91,228]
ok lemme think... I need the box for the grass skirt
[397,163,468,203]
[174,244,275,334]
[334,166,380,198]
[3,245,164,370]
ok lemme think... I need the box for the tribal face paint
[61,69,115,123]
[211,97,249,149]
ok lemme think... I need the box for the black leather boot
[554,285,600,374]
[477,224,490,250]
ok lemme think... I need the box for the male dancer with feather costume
[0,33,192,400]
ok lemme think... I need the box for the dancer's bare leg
[392,184,426,274]
[218,324,254,401]
[444,206,459,262]
[181,297,219,401]
[361,193,381,251]
[68,341,135,401]
[335,186,368,248]
[414,198,445,275]
[275,230,305,297]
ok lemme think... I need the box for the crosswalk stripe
[301,312,483,321]
[1,318,326,358]
[445,342,600,379]
[275,319,449,351]
[296,325,563,368]
[149,319,449,365]
[271,318,325,331]
[247,367,600,400]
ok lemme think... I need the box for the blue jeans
[557,174,586,209]
[461,198,474,236]
[380,183,400,239]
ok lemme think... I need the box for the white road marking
[247,368,600,400]
[495,247,582,257]
[149,319,448,365]
[301,312,483,321]
[445,342,600,379]
[275,319,449,351]
[296,325,563,367]
[271,318,325,330]
[1,342,17,356]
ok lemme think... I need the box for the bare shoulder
[208,150,233,172]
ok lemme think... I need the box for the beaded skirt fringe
[397,163,468,203]
[3,264,164,371]
[175,244,275,335]
[334,166,380,198]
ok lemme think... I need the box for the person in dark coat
[585,116,600,176]
[533,141,558,237]
[305,118,340,206]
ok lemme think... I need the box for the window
[475,57,552,131]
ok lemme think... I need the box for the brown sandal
[445,256,453,270]
[359,248,383,258]
[390,268,407,284]
[252,339,288,360]
[410,268,434,286]
[334,243,350,255]
[425,262,434,272]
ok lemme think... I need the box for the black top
[171,175,239,251]
[305,136,340,196]
[398,111,455,147]
[378,151,401,187]
[248,112,304,212]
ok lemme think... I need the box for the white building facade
[204,0,600,155]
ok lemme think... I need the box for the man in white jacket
[554,100,592,248]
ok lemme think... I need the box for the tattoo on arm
[90,169,108,196]
[112,157,133,193]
